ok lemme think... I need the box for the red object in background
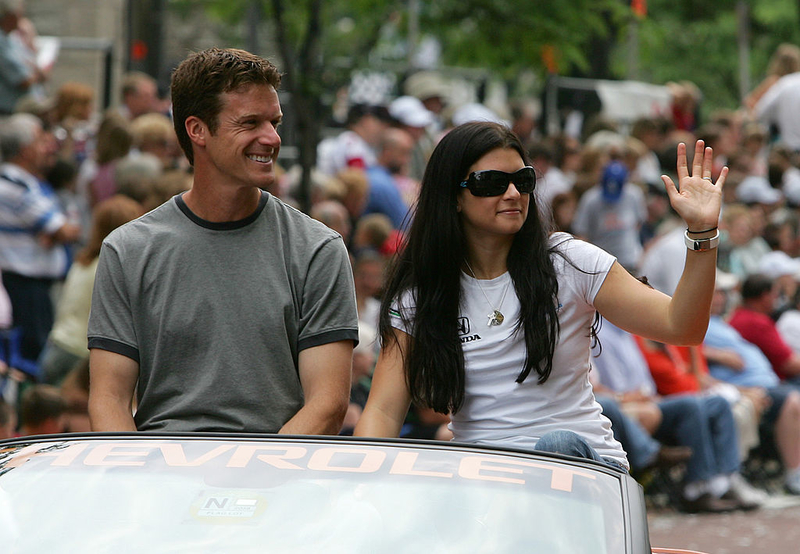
[632,0,647,18]
[380,229,406,256]
[131,40,149,62]
[541,45,560,74]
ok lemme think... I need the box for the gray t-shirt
[88,191,359,432]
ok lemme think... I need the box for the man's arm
[88,349,139,432]
[278,340,353,435]
[779,353,800,378]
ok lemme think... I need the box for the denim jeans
[533,429,628,471]
[596,395,660,472]
[655,394,740,483]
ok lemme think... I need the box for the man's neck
[181,185,262,222]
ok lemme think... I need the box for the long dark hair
[379,122,560,415]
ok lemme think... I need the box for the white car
[0,433,705,553]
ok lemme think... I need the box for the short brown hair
[170,48,282,165]
[19,385,66,429]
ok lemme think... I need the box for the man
[572,159,647,272]
[387,95,437,183]
[363,127,415,230]
[704,272,800,495]
[118,71,160,121]
[88,48,358,434]
[0,0,46,115]
[0,113,79,361]
[755,68,800,151]
[592,321,763,512]
[316,103,390,177]
[730,273,800,386]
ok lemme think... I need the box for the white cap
[782,167,800,207]
[451,103,509,127]
[404,71,449,101]
[715,270,740,291]
[757,251,800,279]
[389,96,436,128]
[737,176,783,205]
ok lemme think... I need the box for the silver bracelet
[684,229,720,251]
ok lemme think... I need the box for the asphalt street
[647,494,800,553]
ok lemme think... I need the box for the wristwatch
[684,229,720,251]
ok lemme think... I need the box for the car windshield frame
[0,433,649,553]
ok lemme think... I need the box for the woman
[354,122,725,470]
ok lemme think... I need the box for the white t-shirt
[316,130,377,176]
[777,310,800,354]
[390,233,626,467]
[756,72,800,150]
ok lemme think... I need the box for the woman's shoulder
[548,232,616,272]
[548,232,594,253]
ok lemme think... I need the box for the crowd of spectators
[3,2,800,512]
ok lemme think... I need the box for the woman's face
[457,147,529,244]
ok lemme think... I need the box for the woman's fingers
[691,139,705,178]
[676,142,689,181]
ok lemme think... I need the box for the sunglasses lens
[468,167,536,196]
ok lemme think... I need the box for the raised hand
[661,140,726,233]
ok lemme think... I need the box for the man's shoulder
[730,308,773,329]
[0,163,36,190]
[267,195,342,243]
[103,199,178,247]
[775,71,800,90]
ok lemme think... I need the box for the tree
[629,0,800,114]
[171,0,625,212]
[172,0,402,212]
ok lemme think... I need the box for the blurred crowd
[4,0,800,512]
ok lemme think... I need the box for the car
[0,433,705,553]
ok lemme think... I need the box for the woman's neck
[464,241,513,279]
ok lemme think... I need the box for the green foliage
[418,0,623,78]
[170,0,800,120]
[629,0,800,114]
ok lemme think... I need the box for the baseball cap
[389,96,435,128]
[737,176,783,205]
[715,270,740,291]
[757,251,800,280]
[451,103,509,127]
[404,71,449,101]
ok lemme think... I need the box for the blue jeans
[596,395,660,472]
[655,394,739,483]
[534,429,627,471]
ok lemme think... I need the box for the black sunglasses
[459,166,537,197]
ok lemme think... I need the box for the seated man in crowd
[592,321,764,512]
[729,273,800,386]
[705,272,800,495]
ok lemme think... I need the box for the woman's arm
[594,140,726,345]
[353,329,413,438]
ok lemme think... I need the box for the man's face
[127,80,158,118]
[200,84,282,191]
[17,123,53,177]
[383,139,413,175]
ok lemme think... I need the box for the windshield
[0,438,626,553]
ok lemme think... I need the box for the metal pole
[408,0,419,69]
[737,1,751,103]
[103,45,114,110]
[627,17,639,80]
[247,1,261,54]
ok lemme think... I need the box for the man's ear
[185,116,207,147]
